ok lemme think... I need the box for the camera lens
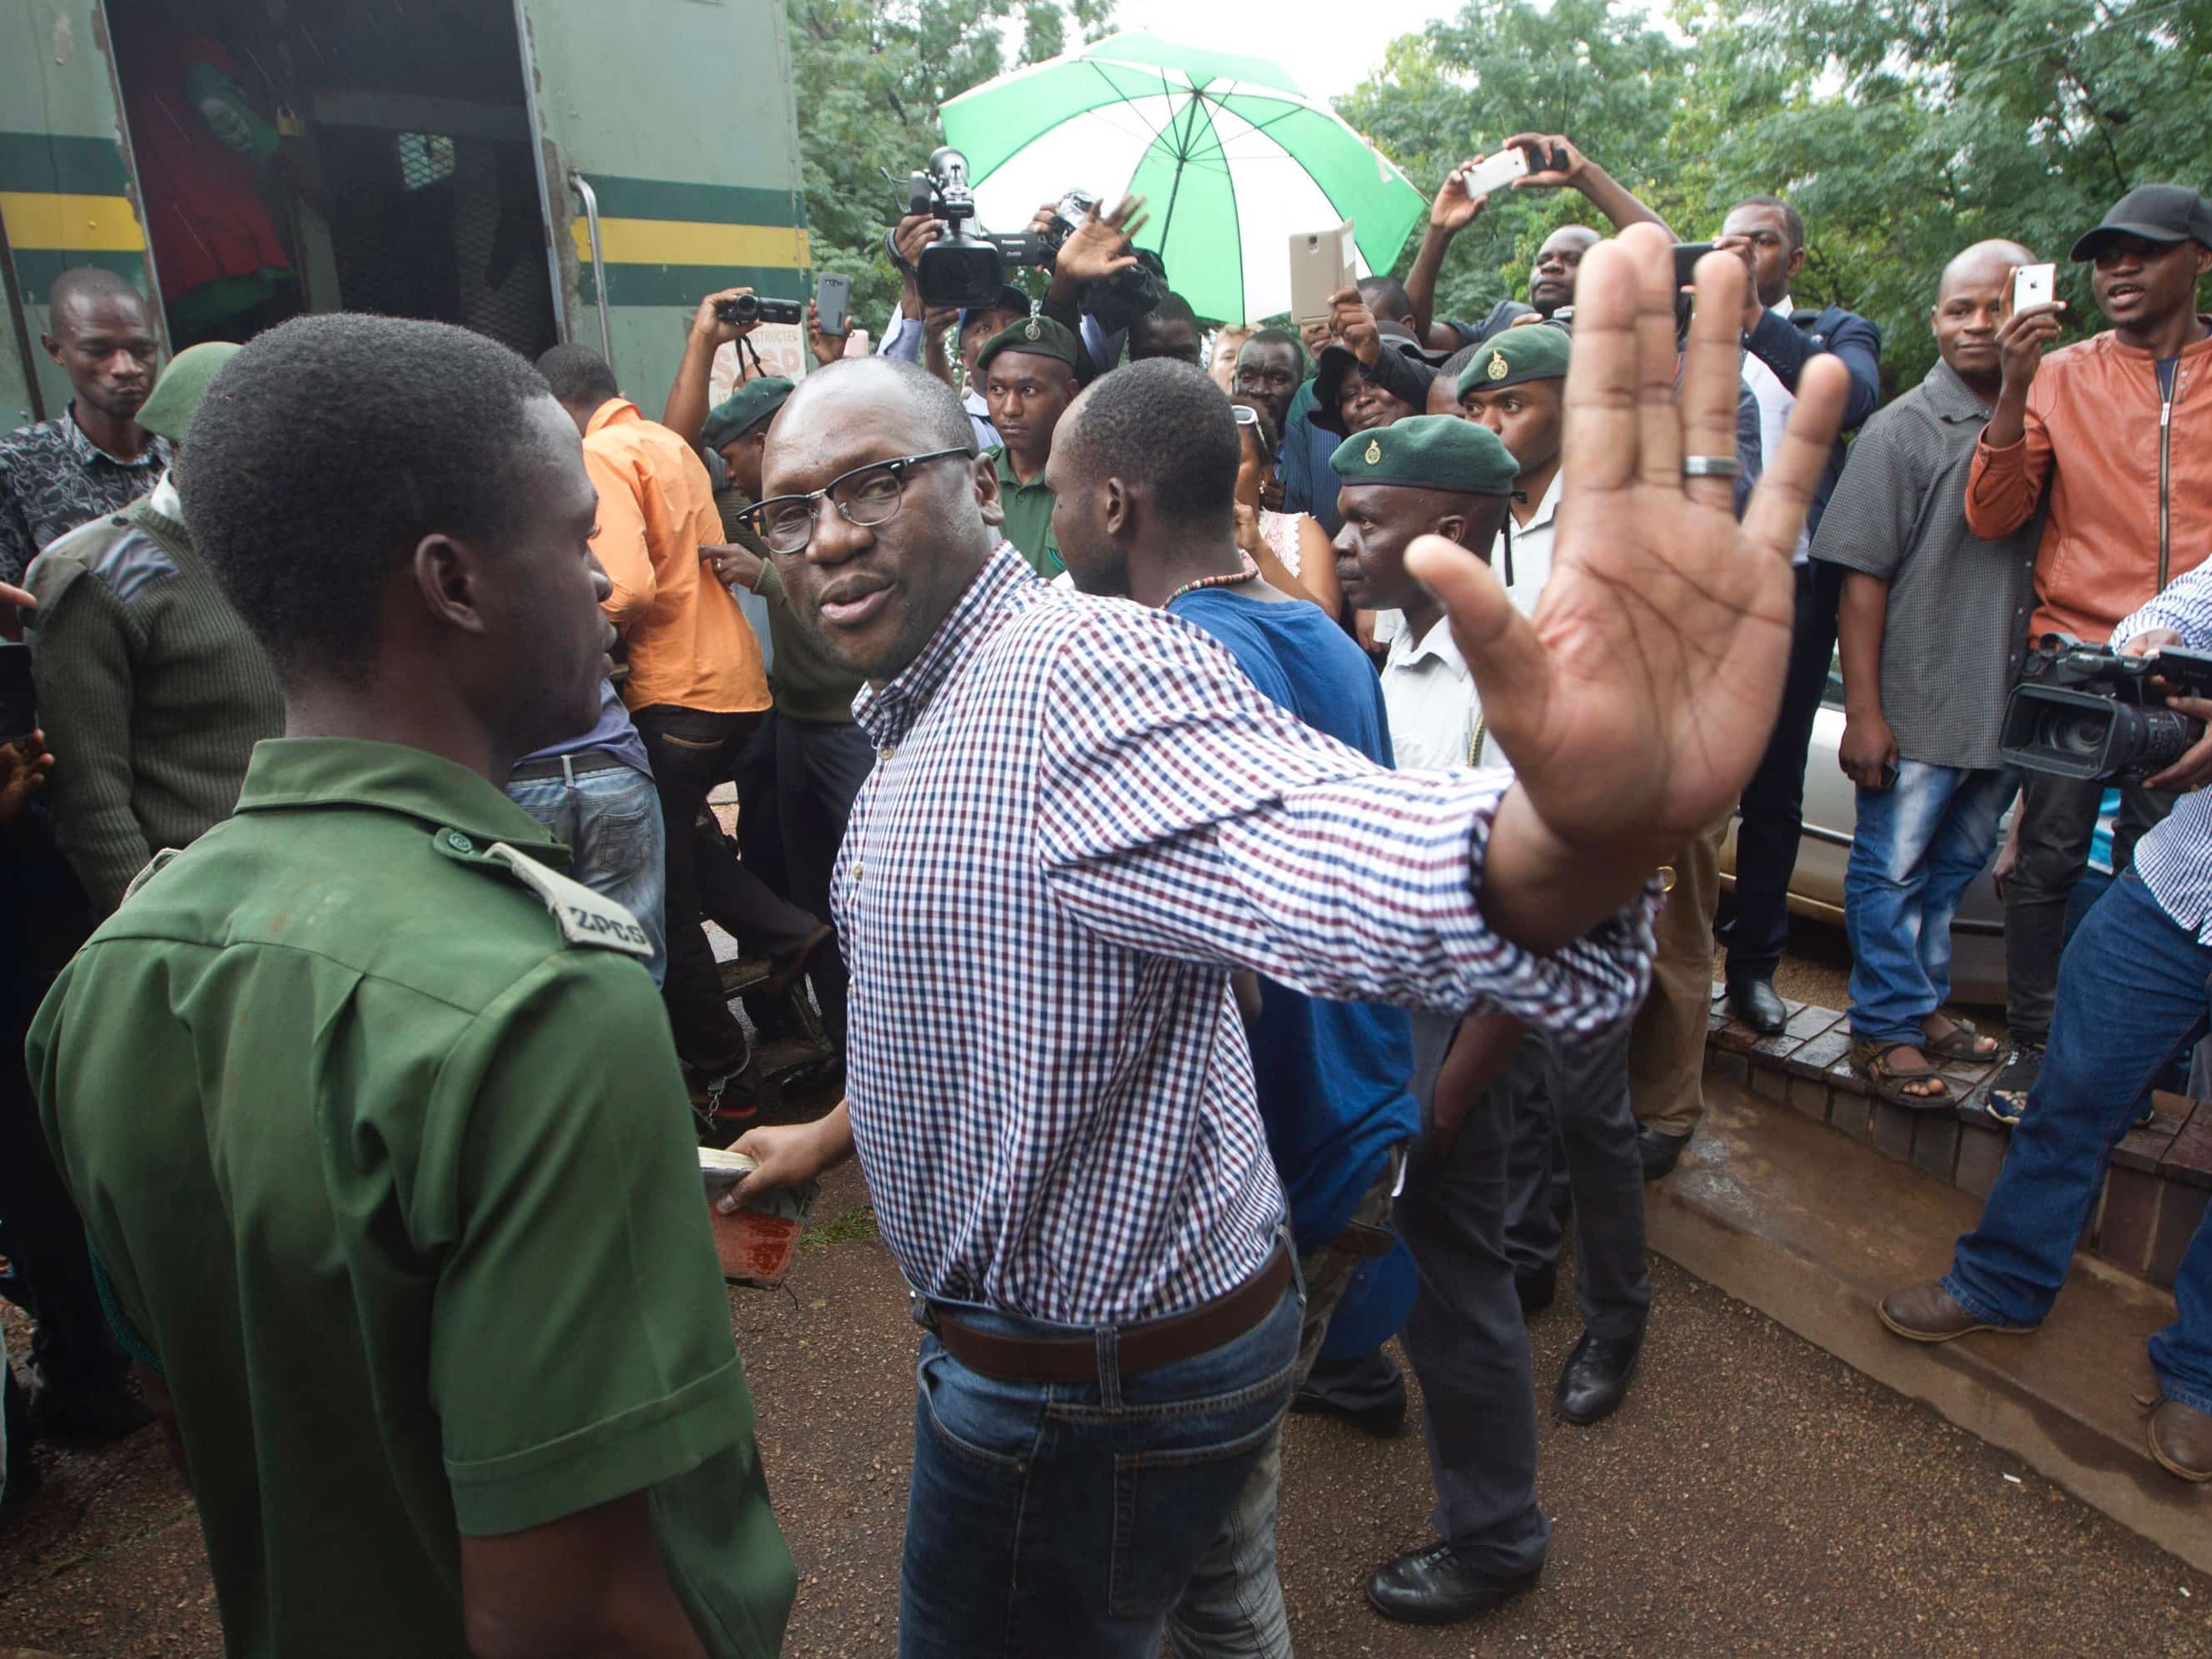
[2029,704,2109,760]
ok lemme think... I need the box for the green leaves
[1336,0,2211,395]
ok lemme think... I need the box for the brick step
[1648,1074,2210,1573]
[1706,987,2212,1287]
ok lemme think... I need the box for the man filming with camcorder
[1880,559,2212,1486]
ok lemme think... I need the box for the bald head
[1940,239,2038,304]
[1529,226,1601,315]
[1931,239,2038,390]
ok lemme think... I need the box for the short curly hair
[181,314,554,687]
[1065,359,1238,525]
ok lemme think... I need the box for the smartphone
[1459,147,1531,202]
[815,271,852,335]
[0,641,33,743]
[2012,262,2055,313]
[1671,241,1715,290]
[1289,219,1357,328]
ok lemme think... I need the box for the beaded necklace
[1163,554,1261,607]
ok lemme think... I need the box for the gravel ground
[7,1149,2208,1657]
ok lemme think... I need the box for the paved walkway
[5,1156,2209,1656]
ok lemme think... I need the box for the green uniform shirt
[715,486,863,723]
[987,445,1062,577]
[27,738,794,1658]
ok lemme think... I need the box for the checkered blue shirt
[2113,569,2212,946]
[838,547,1658,1325]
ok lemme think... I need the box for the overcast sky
[1101,0,1460,102]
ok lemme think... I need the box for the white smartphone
[2012,262,2055,312]
[1459,146,1532,201]
[1289,220,1358,327]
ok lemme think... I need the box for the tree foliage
[787,0,1114,329]
[1336,0,2212,395]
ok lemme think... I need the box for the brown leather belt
[931,1245,1293,1384]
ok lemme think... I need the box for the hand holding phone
[1457,147,1531,204]
[2011,262,2055,315]
[815,271,852,336]
[1288,220,1358,328]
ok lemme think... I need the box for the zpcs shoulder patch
[484,841,654,960]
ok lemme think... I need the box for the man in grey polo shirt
[1814,239,2041,1110]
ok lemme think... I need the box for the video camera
[715,293,803,326]
[1999,634,2212,781]
[891,148,1094,310]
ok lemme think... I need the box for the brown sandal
[1851,1040,1952,1110]
[1921,1016,1999,1063]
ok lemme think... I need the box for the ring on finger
[1681,454,1742,479]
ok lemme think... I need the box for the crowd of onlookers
[0,122,2208,1657]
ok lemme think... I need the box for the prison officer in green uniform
[975,314,1078,577]
[27,315,794,1658]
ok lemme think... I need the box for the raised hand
[1501,132,1585,191]
[1052,193,1149,286]
[1430,158,1490,235]
[1996,294,2065,397]
[690,286,758,347]
[1407,223,1849,952]
[805,299,843,368]
[1329,285,1380,365]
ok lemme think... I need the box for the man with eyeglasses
[718,227,1847,1654]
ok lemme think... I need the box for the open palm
[1412,225,1847,936]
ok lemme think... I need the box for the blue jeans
[1944,869,2212,1412]
[504,762,669,985]
[898,1274,1302,1658]
[1844,761,2011,1045]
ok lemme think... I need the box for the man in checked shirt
[729,225,1849,1656]
[1880,559,2212,1484]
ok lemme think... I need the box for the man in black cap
[1963,183,2212,1117]
[1127,292,1205,367]
[977,314,1081,576]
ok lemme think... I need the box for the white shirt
[1739,296,1809,564]
[1499,469,1562,617]
[1380,613,1483,770]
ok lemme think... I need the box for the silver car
[1722,667,2011,1007]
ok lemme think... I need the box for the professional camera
[892,147,1051,310]
[714,292,803,326]
[1999,633,2212,781]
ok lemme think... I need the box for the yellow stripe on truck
[570,216,808,270]
[0,191,144,251]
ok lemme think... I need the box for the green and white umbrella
[938,32,1427,326]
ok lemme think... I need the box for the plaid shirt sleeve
[2114,563,2212,649]
[1033,606,1657,1033]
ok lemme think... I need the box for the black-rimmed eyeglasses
[738,448,973,554]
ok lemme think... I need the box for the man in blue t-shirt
[1050,360,1420,1657]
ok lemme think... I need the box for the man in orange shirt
[1962,185,2212,1115]
[538,346,824,1107]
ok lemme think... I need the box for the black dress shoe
[1726,973,1787,1034]
[1290,1380,1408,1439]
[1515,1262,1557,1315]
[1555,1328,1643,1424]
[1637,1126,1690,1180]
[1366,1542,1541,1625]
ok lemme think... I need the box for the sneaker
[1987,1044,2044,1124]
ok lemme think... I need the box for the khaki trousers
[1628,817,1729,1139]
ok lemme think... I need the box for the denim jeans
[1166,1155,1401,1659]
[505,761,669,985]
[1843,761,2011,1046]
[2005,770,2174,1046]
[1944,869,2212,1412]
[898,1274,1302,1658]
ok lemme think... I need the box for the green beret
[1330,415,1519,497]
[133,341,241,443]
[1456,325,1571,400]
[701,377,794,450]
[976,314,1077,375]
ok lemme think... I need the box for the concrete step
[1647,1075,2211,1574]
